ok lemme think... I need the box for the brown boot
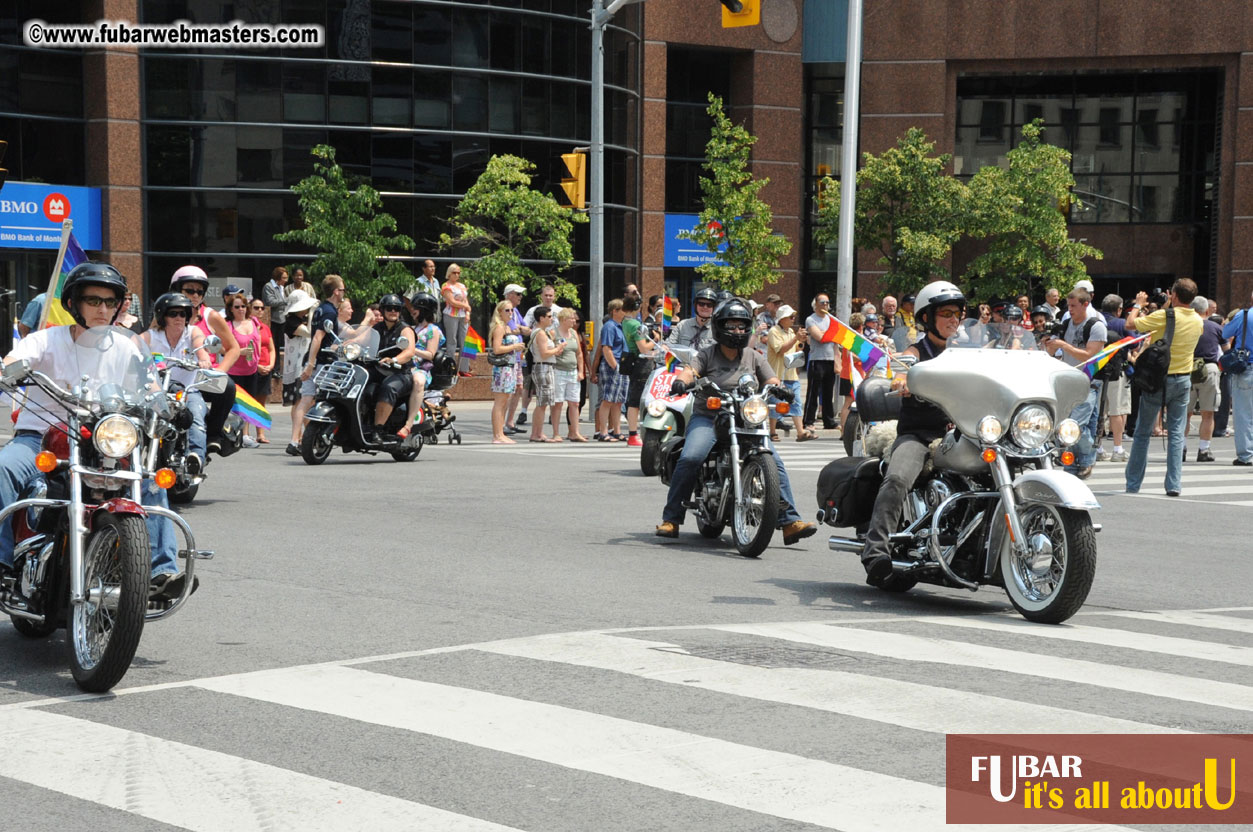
[781,520,817,546]
[655,521,679,538]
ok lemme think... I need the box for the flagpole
[39,219,74,330]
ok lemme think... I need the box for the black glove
[669,379,688,396]
[774,384,796,404]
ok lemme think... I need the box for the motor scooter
[639,344,696,476]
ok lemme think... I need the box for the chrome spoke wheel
[72,526,121,672]
[999,504,1097,624]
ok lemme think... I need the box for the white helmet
[914,280,967,334]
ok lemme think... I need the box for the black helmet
[62,262,127,326]
[1003,305,1024,323]
[379,293,405,311]
[410,292,439,322]
[711,298,754,350]
[693,287,718,310]
[154,292,194,327]
[714,289,734,304]
[1031,304,1055,321]
[913,280,967,336]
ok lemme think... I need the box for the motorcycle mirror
[737,373,759,393]
[203,335,224,355]
[396,336,409,350]
[893,354,918,369]
[324,320,335,333]
[2,359,30,381]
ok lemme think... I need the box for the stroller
[408,354,462,446]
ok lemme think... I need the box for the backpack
[1084,318,1126,382]
[1130,309,1176,396]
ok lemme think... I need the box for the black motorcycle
[301,323,418,464]
[660,375,793,557]
[151,350,234,503]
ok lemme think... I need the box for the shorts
[491,363,523,395]
[1190,362,1220,412]
[838,378,852,397]
[768,379,802,422]
[1103,373,1131,416]
[533,363,557,407]
[555,368,580,403]
[523,363,536,396]
[626,362,652,411]
[300,377,317,398]
[599,361,629,403]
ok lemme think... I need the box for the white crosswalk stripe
[3,607,1249,830]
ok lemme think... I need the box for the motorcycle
[152,349,234,504]
[660,375,793,558]
[301,323,417,464]
[817,345,1100,623]
[638,344,696,477]
[0,326,212,691]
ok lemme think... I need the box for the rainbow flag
[151,352,168,370]
[1077,333,1149,380]
[462,325,486,359]
[231,386,272,430]
[663,348,680,373]
[818,315,886,368]
[39,224,89,329]
[662,296,674,336]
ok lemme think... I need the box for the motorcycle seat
[855,377,902,423]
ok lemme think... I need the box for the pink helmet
[170,265,209,294]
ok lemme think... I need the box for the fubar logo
[43,192,70,222]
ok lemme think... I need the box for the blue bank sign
[0,182,103,251]
[664,213,728,268]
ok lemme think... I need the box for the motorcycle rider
[0,263,184,599]
[986,303,1026,350]
[666,287,718,352]
[368,294,417,442]
[654,299,817,545]
[169,265,241,455]
[143,292,213,474]
[397,291,446,441]
[860,280,966,585]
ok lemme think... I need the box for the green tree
[814,127,966,296]
[963,120,1102,301]
[438,154,587,305]
[678,94,792,296]
[274,144,415,301]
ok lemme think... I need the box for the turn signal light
[775,402,789,414]
[78,426,92,440]
[705,397,722,410]
[981,448,998,463]
[1061,451,1075,466]
[34,451,58,473]
[154,468,177,489]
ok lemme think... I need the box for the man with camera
[1039,287,1107,479]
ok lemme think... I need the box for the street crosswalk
[2,607,1249,830]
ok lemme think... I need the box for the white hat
[285,289,318,316]
[1075,279,1094,293]
[748,299,763,311]
[503,283,526,296]
[775,304,797,321]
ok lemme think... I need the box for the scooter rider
[666,287,718,351]
[169,265,241,455]
[0,262,184,599]
[654,298,817,545]
[368,294,417,442]
[860,280,966,585]
[143,292,212,474]
[397,292,445,441]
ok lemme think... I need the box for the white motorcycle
[638,344,696,477]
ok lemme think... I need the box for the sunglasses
[695,300,714,307]
[183,288,206,297]
[166,309,191,319]
[382,305,403,312]
[934,308,962,319]
[816,300,830,306]
[81,296,122,309]
[251,304,264,310]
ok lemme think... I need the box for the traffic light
[0,140,7,192]
[560,151,586,210]
[721,0,760,27]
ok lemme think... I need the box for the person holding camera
[1038,287,1106,479]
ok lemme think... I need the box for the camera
[1040,320,1068,339]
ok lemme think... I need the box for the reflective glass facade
[140,0,642,309]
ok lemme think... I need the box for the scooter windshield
[71,325,160,413]
[337,324,381,361]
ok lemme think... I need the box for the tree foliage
[814,127,966,296]
[437,154,586,305]
[962,120,1103,301]
[274,144,415,301]
[678,94,792,296]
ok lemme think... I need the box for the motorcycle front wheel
[1000,504,1096,624]
[301,421,335,465]
[67,515,148,692]
[640,428,664,477]
[732,454,780,558]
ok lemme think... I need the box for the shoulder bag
[1219,308,1251,375]
[1130,309,1175,395]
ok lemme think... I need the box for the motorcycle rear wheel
[67,515,148,692]
[301,422,335,465]
[732,454,780,558]
[11,615,58,638]
[696,517,725,538]
[640,428,664,477]
[843,411,859,457]
[168,481,199,504]
[391,446,420,462]
[1000,505,1096,624]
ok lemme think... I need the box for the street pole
[835,0,863,326]
[589,0,607,410]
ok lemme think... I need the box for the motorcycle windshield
[71,326,161,415]
[338,324,380,360]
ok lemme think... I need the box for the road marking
[476,631,1182,734]
[196,664,955,832]
[1097,610,1253,634]
[0,708,524,832]
[710,622,1253,712]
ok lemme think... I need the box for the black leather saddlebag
[816,456,883,527]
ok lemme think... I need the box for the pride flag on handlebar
[231,387,272,430]
[817,315,886,369]
[1077,332,1149,379]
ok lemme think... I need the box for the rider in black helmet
[368,293,417,442]
[397,292,447,441]
[655,297,816,546]
[666,286,718,351]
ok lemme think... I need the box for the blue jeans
[1125,374,1190,494]
[0,433,179,577]
[186,390,208,459]
[1232,367,1253,463]
[662,412,802,526]
[1066,380,1103,472]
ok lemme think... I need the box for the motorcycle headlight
[342,343,363,361]
[647,400,667,418]
[93,415,139,459]
[1055,418,1081,447]
[740,395,768,426]
[977,415,1004,444]
[1011,405,1054,449]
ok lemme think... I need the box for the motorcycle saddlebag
[816,456,883,527]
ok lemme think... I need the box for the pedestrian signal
[721,0,759,27]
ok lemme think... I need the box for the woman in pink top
[440,263,472,375]
[249,296,276,443]
[224,289,263,447]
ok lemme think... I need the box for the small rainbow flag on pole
[662,296,674,336]
[663,347,680,373]
[231,386,272,430]
[462,325,486,360]
[40,221,88,330]
[1077,333,1149,380]
[818,315,886,368]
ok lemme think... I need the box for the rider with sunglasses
[143,293,213,471]
[170,266,241,455]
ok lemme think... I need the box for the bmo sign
[0,182,102,250]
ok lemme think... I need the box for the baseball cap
[503,283,526,296]
[765,293,782,304]
[224,283,244,296]
[1075,279,1094,293]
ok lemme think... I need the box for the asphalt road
[0,404,1249,831]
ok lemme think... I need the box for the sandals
[797,430,818,442]
[598,433,620,443]
[769,432,780,441]
[568,434,590,442]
